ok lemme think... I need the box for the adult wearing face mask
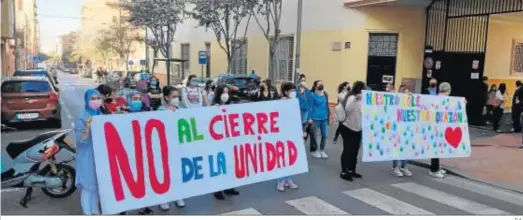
[296,74,315,148]
[74,89,102,215]
[181,75,208,108]
[276,82,300,191]
[203,80,216,105]
[428,82,453,179]
[211,84,240,200]
[148,76,162,110]
[128,92,151,112]
[427,78,438,95]
[309,80,331,159]
[254,79,278,101]
[96,84,113,114]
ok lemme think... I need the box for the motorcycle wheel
[41,164,77,198]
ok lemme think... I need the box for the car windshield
[226,77,253,88]
[1,81,51,93]
[14,71,55,84]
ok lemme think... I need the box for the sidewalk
[410,132,523,193]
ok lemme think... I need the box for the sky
[37,0,88,53]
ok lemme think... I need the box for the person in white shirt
[493,83,507,133]
[333,81,350,144]
[181,75,208,108]
[338,81,365,182]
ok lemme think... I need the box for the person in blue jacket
[296,74,316,152]
[74,89,102,215]
[309,80,331,159]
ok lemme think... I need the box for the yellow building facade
[13,0,39,70]
[1,0,16,75]
[78,0,145,70]
[149,0,522,112]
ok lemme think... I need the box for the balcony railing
[344,0,399,7]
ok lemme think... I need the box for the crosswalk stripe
[432,176,523,207]
[343,188,434,215]
[285,196,349,215]
[221,208,262,215]
[392,182,510,215]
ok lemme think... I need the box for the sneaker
[224,188,239,195]
[392,167,403,177]
[400,167,412,177]
[519,145,523,149]
[438,168,446,174]
[496,130,503,133]
[311,151,322,158]
[340,172,353,181]
[277,181,285,192]
[214,191,225,200]
[285,179,298,189]
[428,171,444,178]
[159,203,170,211]
[138,207,154,215]
[175,199,185,207]
[320,151,328,159]
[350,171,363,178]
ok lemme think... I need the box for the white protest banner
[362,91,471,162]
[91,99,308,214]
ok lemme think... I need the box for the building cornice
[344,0,399,8]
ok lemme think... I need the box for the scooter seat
[5,130,62,159]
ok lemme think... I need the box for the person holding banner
[339,81,365,182]
[74,89,102,215]
[296,75,314,143]
[211,84,240,200]
[391,85,413,177]
[309,80,331,159]
[276,82,300,192]
[428,82,453,179]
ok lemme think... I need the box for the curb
[407,160,523,195]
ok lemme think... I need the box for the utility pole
[294,0,303,84]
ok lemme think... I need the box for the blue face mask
[190,81,198,87]
[130,100,143,112]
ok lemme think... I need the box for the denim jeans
[392,160,407,168]
[279,176,292,182]
[313,119,328,151]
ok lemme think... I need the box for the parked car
[14,69,59,92]
[1,76,61,128]
[212,73,259,101]
[124,71,140,88]
[49,67,58,82]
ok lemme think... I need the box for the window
[511,39,523,75]
[269,36,294,81]
[231,39,248,75]
[2,81,51,93]
[368,34,398,57]
[181,43,190,70]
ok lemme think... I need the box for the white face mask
[170,98,180,106]
[221,93,229,103]
[289,91,297,98]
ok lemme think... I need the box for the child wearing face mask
[276,82,300,192]
[128,92,150,112]
[210,85,240,200]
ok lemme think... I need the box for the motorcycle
[1,129,77,208]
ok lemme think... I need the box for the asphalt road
[1,71,522,215]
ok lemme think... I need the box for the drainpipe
[294,0,303,84]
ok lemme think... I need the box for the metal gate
[422,0,523,125]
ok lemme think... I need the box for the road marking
[392,182,510,215]
[285,196,349,215]
[1,188,24,193]
[343,188,434,215]
[432,176,523,207]
[221,208,262,215]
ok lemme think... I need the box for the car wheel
[50,119,62,129]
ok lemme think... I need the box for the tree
[188,0,254,73]
[146,37,161,74]
[98,23,143,71]
[251,0,283,79]
[121,0,185,83]
[94,32,114,67]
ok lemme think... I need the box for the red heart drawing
[445,127,462,148]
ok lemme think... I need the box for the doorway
[366,33,399,91]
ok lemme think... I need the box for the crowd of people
[73,71,523,215]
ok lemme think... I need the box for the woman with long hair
[211,84,240,200]
[253,79,278,101]
[147,76,162,110]
[204,80,216,105]
[339,81,365,182]
[333,81,350,144]
[493,83,507,132]
[485,84,497,124]
[391,85,413,177]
